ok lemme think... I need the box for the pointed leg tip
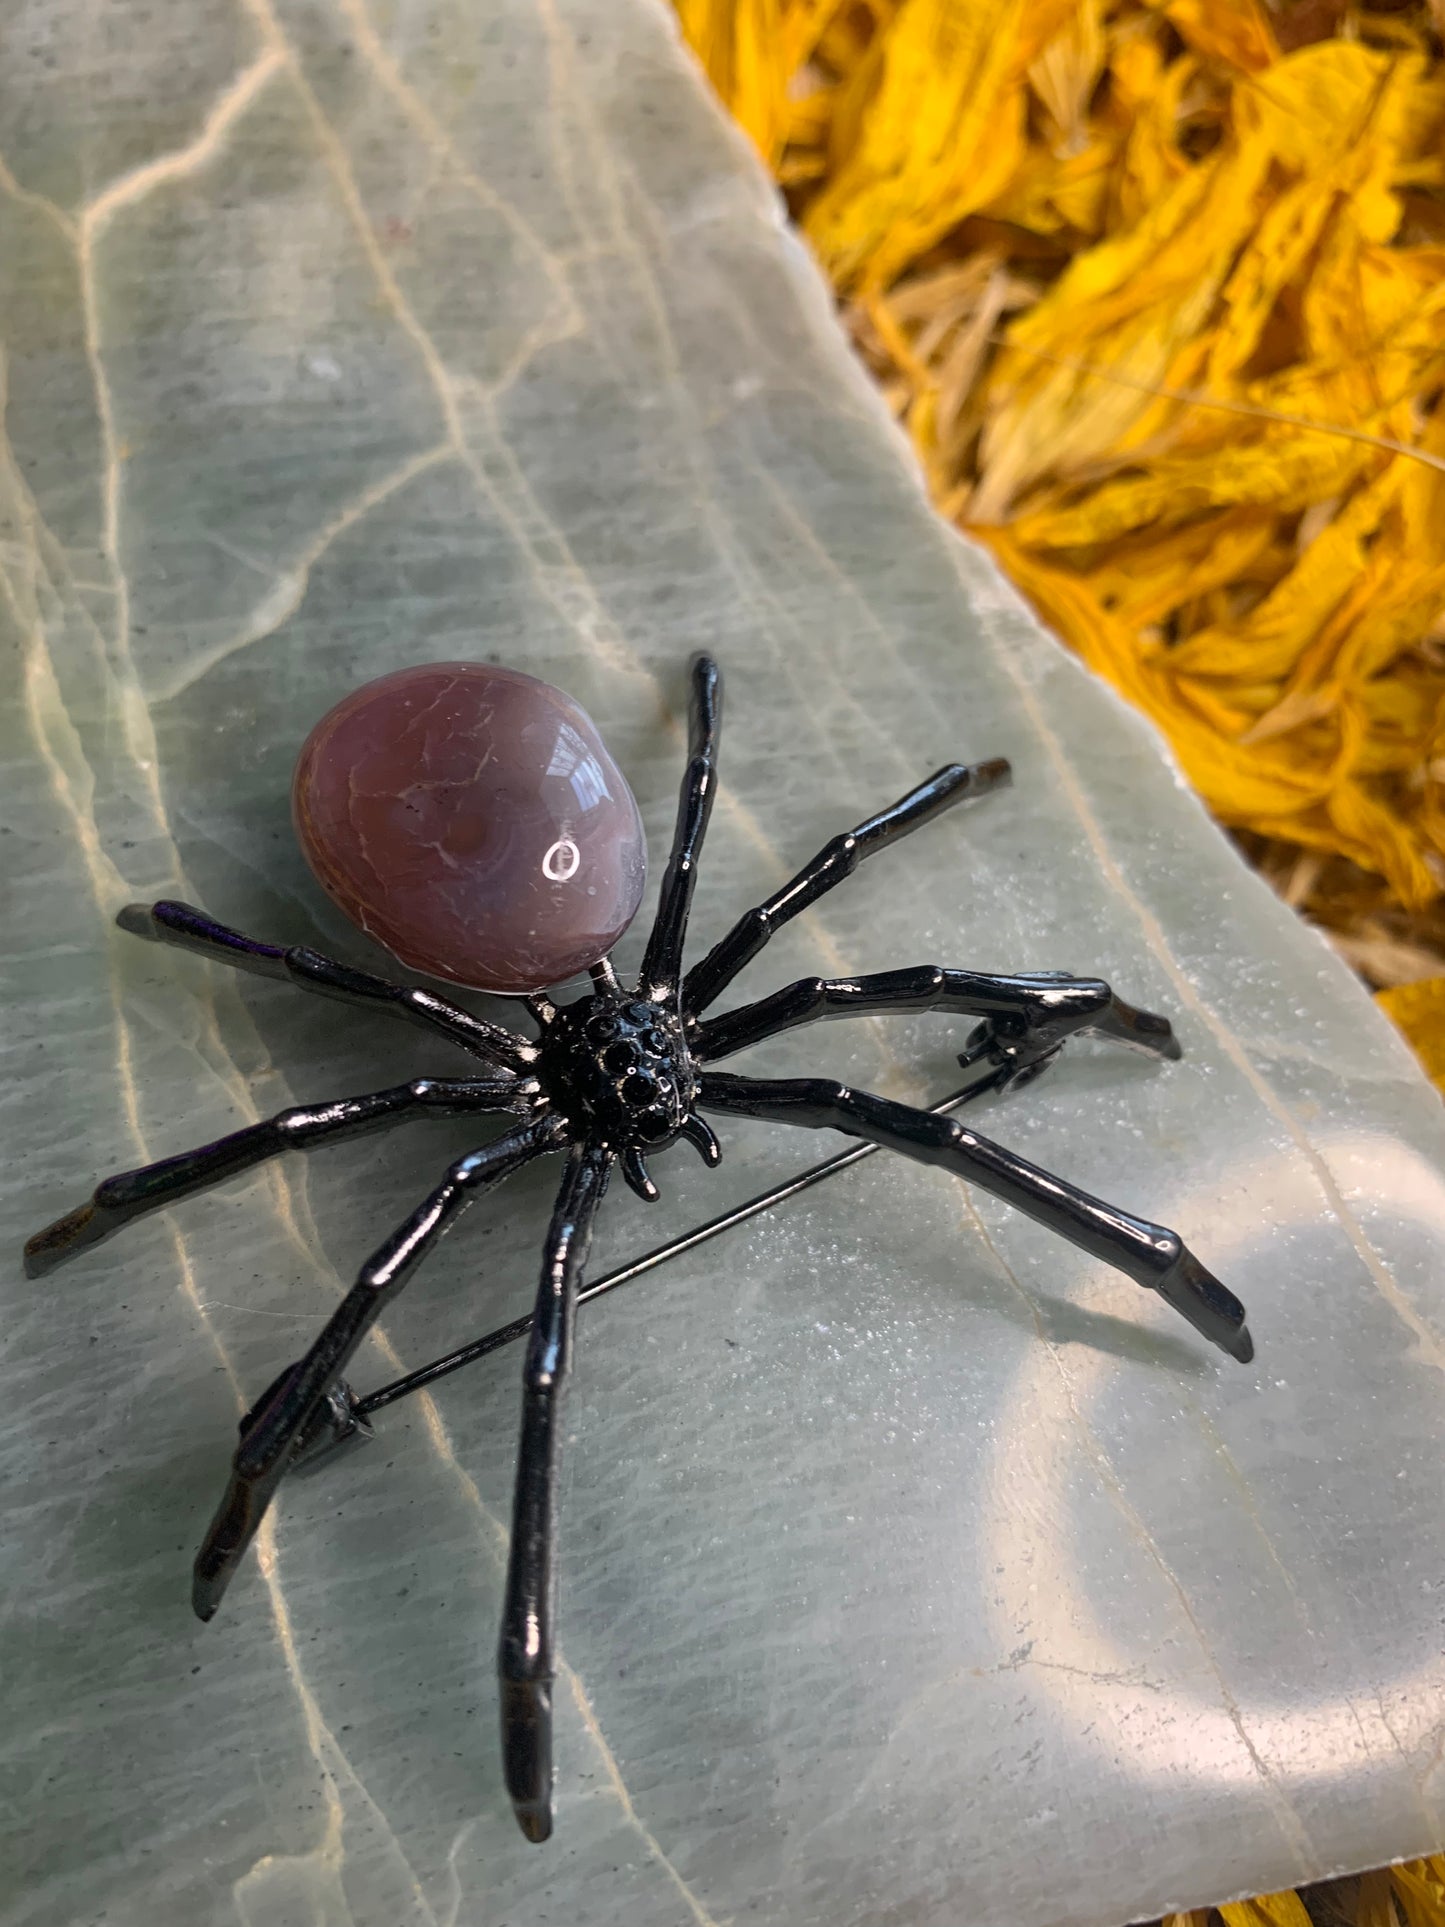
[192,1540,243,1620]
[500,1675,554,1844]
[622,1150,660,1203]
[681,1113,722,1167]
[1132,1010,1182,1060]
[115,902,156,939]
[1098,996,1183,1062]
[23,1203,98,1276]
[191,1475,271,1623]
[22,1238,56,1280]
[513,1800,554,1844]
[1154,1247,1251,1363]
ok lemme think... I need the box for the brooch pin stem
[306,1052,1012,1451]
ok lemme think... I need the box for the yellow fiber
[677,0,1445,1092]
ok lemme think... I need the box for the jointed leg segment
[694,964,1180,1073]
[193,1114,565,1622]
[682,757,1012,1017]
[639,656,722,1001]
[24,1076,540,1276]
[498,1139,613,1843]
[699,1072,1251,1361]
[119,901,537,1072]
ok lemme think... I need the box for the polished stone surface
[2,3,1444,1925]
[293,662,646,991]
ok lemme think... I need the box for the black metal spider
[25,654,1251,1843]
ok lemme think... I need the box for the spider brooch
[26,653,1252,1843]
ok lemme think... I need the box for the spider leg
[694,964,1179,1077]
[698,1073,1252,1362]
[682,759,1011,1018]
[638,655,722,1001]
[621,1146,659,1201]
[678,1112,722,1165]
[499,1138,612,1844]
[191,1114,564,1622]
[25,1077,541,1277]
[118,901,536,1072]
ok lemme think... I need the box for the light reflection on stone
[980,1129,1445,1805]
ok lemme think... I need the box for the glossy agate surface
[292,663,647,993]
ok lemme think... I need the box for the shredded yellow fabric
[674,0,1445,1090]
[1378,976,1445,1082]
[1203,1862,1445,1927]
[1217,1890,1317,1927]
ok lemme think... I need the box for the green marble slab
[3,3,1443,1923]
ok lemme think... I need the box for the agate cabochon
[292,663,647,994]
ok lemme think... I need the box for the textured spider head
[539,986,696,1153]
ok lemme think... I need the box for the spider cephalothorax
[536,988,714,1200]
[26,654,1252,1844]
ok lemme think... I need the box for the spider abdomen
[292,662,647,995]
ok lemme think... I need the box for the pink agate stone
[292,663,647,994]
